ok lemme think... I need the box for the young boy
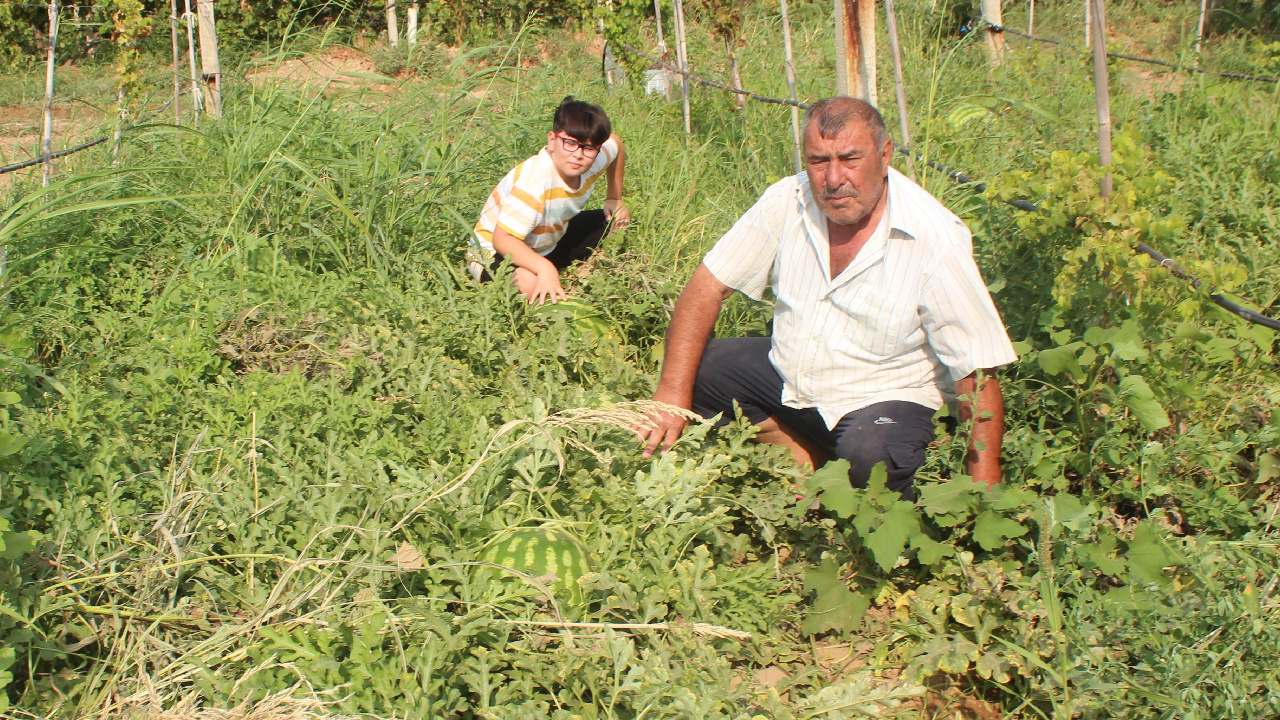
[470,97,629,305]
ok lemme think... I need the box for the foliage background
[0,0,1278,718]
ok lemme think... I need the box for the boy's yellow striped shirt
[471,137,619,264]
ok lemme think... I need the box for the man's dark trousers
[692,337,937,497]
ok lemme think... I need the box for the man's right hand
[637,399,690,459]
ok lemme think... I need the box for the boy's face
[546,131,600,181]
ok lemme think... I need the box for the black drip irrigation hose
[0,89,190,176]
[984,21,1280,84]
[1134,243,1280,331]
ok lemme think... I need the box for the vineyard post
[979,0,1007,67]
[386,0,399,47]
[1090,0,1112,198]
[41,0,58,187]
[673,0,692,135]
[1195,0,1207,56]
[1084,0,1091,48]
[407,2,419,45]
[183,0,201,121]
[780,0,801,173]
[1026,0,1034,48]
[196,0,222,119]
[883,0,914,177]
[654,0,666,52]
[834,0,876,105]
[170,0,181,123]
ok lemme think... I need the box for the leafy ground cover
[0,1,1278,718]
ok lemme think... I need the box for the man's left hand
[604,199,630,229]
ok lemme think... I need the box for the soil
[0,101,105,186]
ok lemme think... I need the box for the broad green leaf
[1047,494,1095,533]
[802,557,869,635]
[865,502,919,571]
[804,459,858,519]
[0,432,25,458]
[972,510,1028,551]
[1259,452,1280,484]
[917,477,981,526]
[1118,375,1171,431]
[912,535,954,565]
[1036,342,1086,380]
[1078,532,1127,576]
[1127,521,1183,587]
[0,530,38,561]
[0,392,19,406]
[987,486,1039,511]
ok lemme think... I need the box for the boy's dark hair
[552,96,612,147]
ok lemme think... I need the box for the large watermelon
[477,527,594,606]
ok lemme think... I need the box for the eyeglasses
[554,133,601,158]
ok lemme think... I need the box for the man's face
[546,131,599,181]
[803,121,892,226]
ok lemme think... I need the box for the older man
[639,97,1017,494]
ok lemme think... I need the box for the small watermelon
[477,527,594,606]
[531,299,621,343]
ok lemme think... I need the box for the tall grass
[0,1,1277,717]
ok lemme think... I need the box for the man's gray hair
[802,96,889,150]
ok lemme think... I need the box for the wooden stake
[1027,0,1035,48]
[1084,0,1091,49]
[386,0,399,48]
[196,0,222,119]
[883,0,915,177]
[834,0,876,105]
[41,0,58,187]
[1090,0,1112,198]
[183,0,201,121]
[653,0,666,53]
[980,0,1007,67]
[407,2,419,45]
[1195,0,1207,56]
[673,0,691,135]
[780,0,802,173]
[170,0,182,124]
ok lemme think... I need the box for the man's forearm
[956,370,1004,487]
[654,264,732,407]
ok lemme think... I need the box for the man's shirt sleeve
[919,224,1019,380]
[702,179,790,301]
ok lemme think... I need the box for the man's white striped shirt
[702,167,1018,429]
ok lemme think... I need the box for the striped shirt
[703,167,1018,429]
[471,137,620,262]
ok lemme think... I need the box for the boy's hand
[528,269,567,306]
[604,199,630,229]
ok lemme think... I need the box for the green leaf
[917,477,981,526]
[865,502,919,571]
[972,510,1028,551]
[1127,521,1183,587]
[804,459,857,519]
[0,530,38,561]
[802,557,869,635]
[912,534,954,565]
[0,392,19,406]
[1036,341,1086,381]
[1118,375,1171,431]
[1078,531,1127,576]
[0,432,25,458]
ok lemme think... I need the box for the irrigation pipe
[984,20,1279,84]
[0,88,190,176]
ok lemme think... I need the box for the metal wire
[985,20,1279,84]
